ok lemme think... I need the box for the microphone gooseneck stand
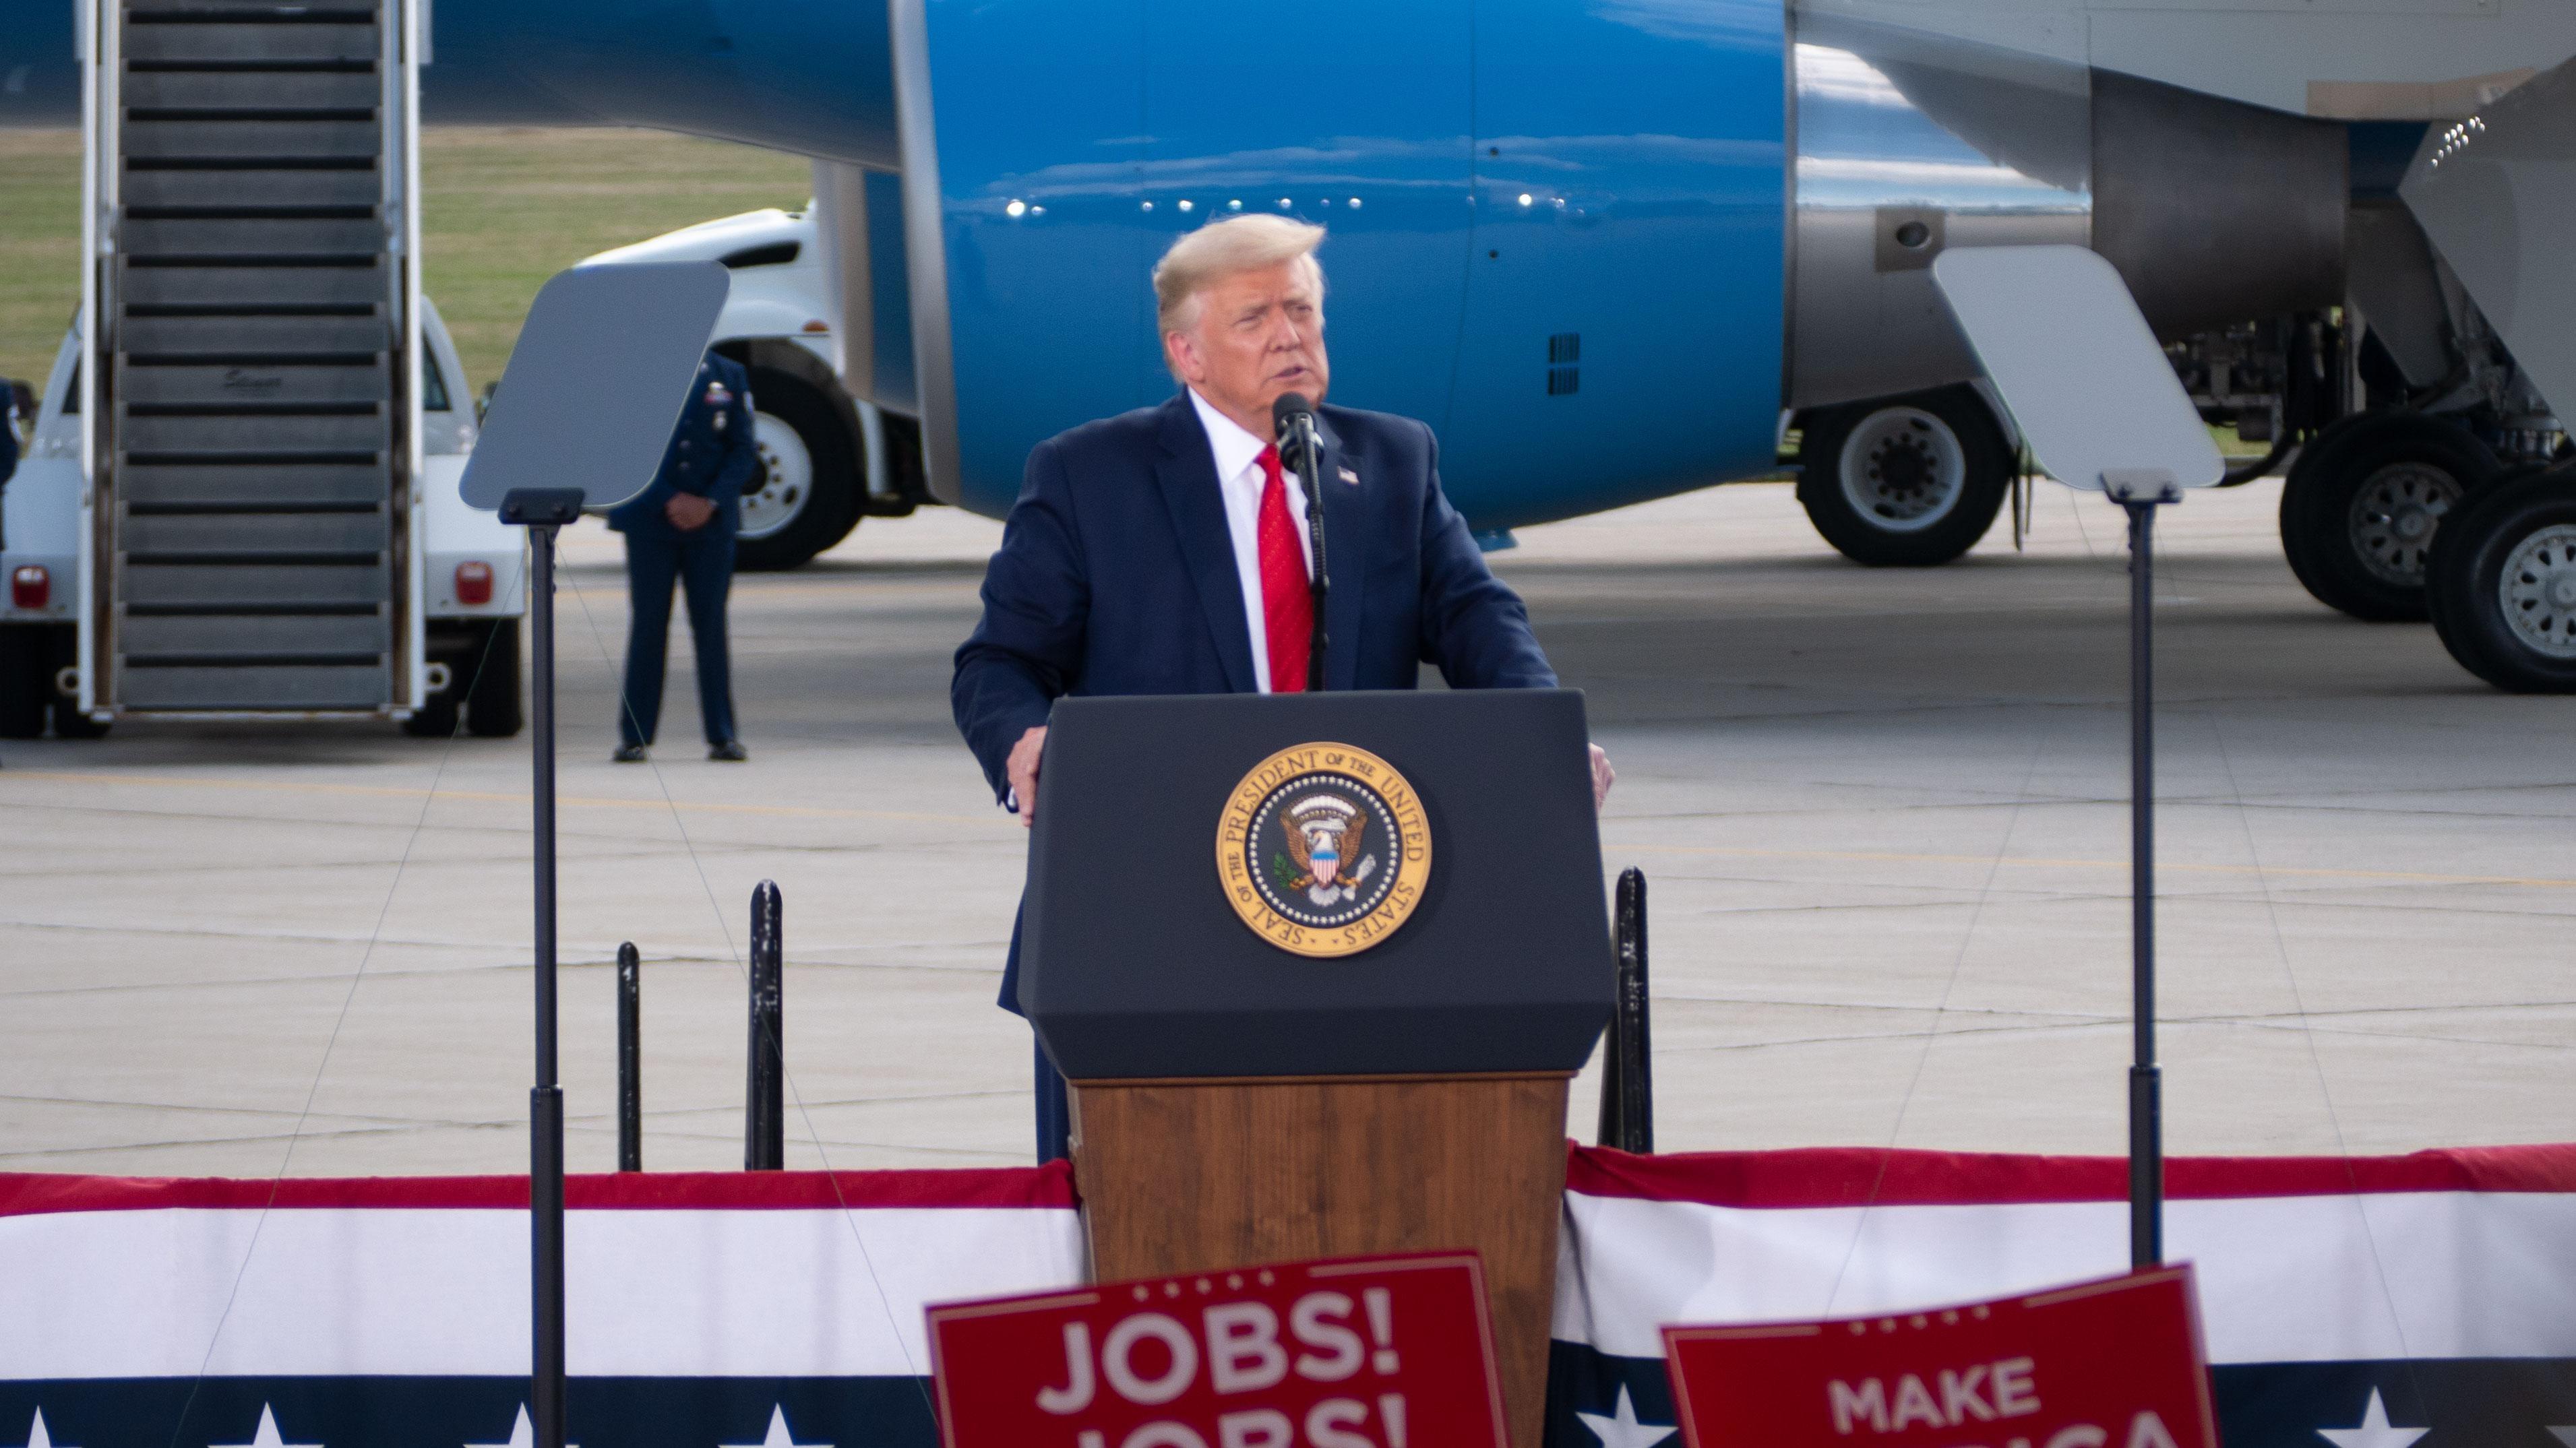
[1272,393,1328,691]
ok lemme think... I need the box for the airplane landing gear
[2426,466,2576,693]
[1796,385,2012,567]
[2277,412,2500,621]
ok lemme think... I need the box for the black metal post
[501,486,581,1448]
[617,942,642,1173]
[1596,868,1654,1154]
[2123,495,2165,1269]
[745,881,784,1171]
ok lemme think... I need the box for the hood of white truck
[581,208,811,268]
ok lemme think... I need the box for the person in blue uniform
[608,352,759,762]
[0,379,24,491]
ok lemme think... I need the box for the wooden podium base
[1069,1071,1571,1448]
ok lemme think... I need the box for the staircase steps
[108,0,399,711]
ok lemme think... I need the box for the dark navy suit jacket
[605,354,760,538]
[952,391,1559,1009]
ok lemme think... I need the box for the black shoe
[613,743,648,763]
[708,739,747,762]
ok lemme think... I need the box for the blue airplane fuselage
[9,0,1793,526]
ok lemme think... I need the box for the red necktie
[1255,443,1312,693]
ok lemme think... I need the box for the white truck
[580,204,931,572]
[0,299,526,739]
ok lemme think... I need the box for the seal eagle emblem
[1217,742,1432,957]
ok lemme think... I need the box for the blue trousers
[1035,1037,1071,1164]
[1006,911,1073,1163]
[619,524,737,747]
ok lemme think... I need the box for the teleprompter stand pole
[501,486,584,1448]
[2106,470,2176,1270]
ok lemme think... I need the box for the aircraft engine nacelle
[1787,14,2350,413]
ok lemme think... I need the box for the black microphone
[1272,392,1329,691]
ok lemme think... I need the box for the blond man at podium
[953,214,1612,1162]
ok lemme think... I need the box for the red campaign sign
[927,1251,1508,1448]
[1663,1265,2217,1448]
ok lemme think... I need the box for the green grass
[418,128,810,388]
[0,127,810,398]
[0,131,82,394]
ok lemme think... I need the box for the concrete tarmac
[1,478,2568,1178]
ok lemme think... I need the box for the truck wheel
[51,697,109,739]
[2277,412,2497,621]
[1796,385,2011,566]
[404,625,473,737]
[2425,470,2576,692]
[466,618,524,737]
[735,369,862,571]
[0,627,47,738]
[42,625,107,738]
[401,689,461,738]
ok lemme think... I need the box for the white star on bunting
[720,1407,828,1448]
[1576,1385,1676,1448]
[212,1406,321,1448]
[467,1406,574,1448]
[2314,1389,2428,1448]
[20,1409,65,1448]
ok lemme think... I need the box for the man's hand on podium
[1589,743,1615,813]
[1009,725,1048,829]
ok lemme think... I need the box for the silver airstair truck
[0,0,523,740]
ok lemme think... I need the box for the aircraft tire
[2424,468,2576,693]
[2422,462,2546,646]
[466,618,525,738]
[1796,386,2010,567]
[0,626,47,738]
[2276,412,2497,622]
[735,368,862,572]
[2274,413,2382,605]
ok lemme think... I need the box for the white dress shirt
[1189,388,1314,693]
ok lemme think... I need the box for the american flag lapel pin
[1337,466,1360,485]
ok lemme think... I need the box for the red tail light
[10,565,47,610]
[454,561,494,606]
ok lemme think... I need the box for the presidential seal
[1216,742,1432,958]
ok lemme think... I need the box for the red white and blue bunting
[0,1167,1084,1447]
[1550,1144,2576,1448]
[3,1145,2570,1446]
